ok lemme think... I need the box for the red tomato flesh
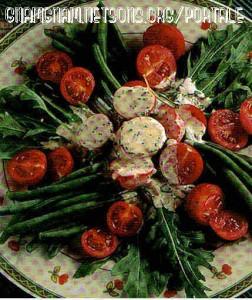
[178,104,207,127]
[123,80,147,87]
[156,104,185,141]
[81,228,118,259]
[48,147,74,181]
[36,51,73,84]
[107,201,143,237]
[185,183,224,225]
[240,98,252,134]
[7,149,47,186]
[209,210,248,241]
[208,109,248,150]
[136,45,176,88]
[143,23,186,60]
[177,143,204,185]
[60,67,95,105]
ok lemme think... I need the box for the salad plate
[0,0,251,298]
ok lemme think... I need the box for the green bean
[194,142,252,191]
[222,168,252,211]
[5,198,116,236]
[0,199,40,216]
[7,174,101,201]
[100,80,113,98]
[0,215,24,244]
[98,19,108,62]
[47,242,63,259]
[92,43,121,90]
[44,29,84,51]
[51,39,75,56]
[108,22,129,57]
[39,224,87,241]
[206,142,252,174]
[26,237,42,253]
[57,162,105,184]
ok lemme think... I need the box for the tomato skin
[156,104,185,141]
[36,51,73,83]
[143,23,186,60]
[48,147,74,181]
[7,149,47,186]
[107,201,143,237]
[209,210,248,241]
[178,104,207,127]
[123,80,147,87]
[185,183,224,226]
[177,143,204,185]
[60,67,95,105]
[240,98,252,134]
[208,109,248,150]
[136,45,177,88]
[116,171,154,190]
[81,228,118,259]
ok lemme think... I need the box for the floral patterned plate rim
[0,0,251,298]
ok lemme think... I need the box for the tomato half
[36,51,73,84]
[178,104,207,127]
[185,183,224,226]
[143,23,186,60]
[208,109,248,150]
[240,98,252,134]
[81,228,118,259]
[60,67,95,105]
[47,147,74,181]
[156,104,185,141]
[107,201,143,237]
[123,80,147,87]
[136,45,177,88]
[209,210,248,241]
[177,143,204,185]
[7,149,47,186]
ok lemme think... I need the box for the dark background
[0,0,251,297]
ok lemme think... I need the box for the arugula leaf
[73,257,110,279]
[112,241,169,298]
[0,85,62,125]
[156,208,213,298]
[0,138,37,159]
[0,113,25,138]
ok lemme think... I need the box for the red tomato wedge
[208,109,248,150]
[156,104,185,141]
[107,201,143,237]
[81,228,118,259]
[185,183,224,226]
[136,45,176,88]
[123,80,147,87]
[178,104,207,127]
[159,142,204,185]
[36,51,73,84]
[60,67,95,105]
[110,157,156,190]
[48,147,74,181]
[240,98,252,134]
[7,149,47,186]
[143,23,186,60]
[209,210,248,241]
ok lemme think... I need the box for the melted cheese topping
[119,117,166,156]
[113,86,156,119]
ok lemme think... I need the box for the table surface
[0,0,251,298]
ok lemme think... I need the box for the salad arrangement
[0,1,252,297]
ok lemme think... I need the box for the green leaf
[0,113,25,138]
[53,266,61,274]
[156,208,213,298]
[0,138,36,159]
[73,258,110,279]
